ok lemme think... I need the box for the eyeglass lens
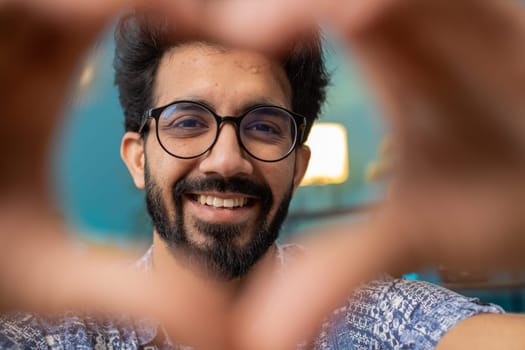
[156,102,297,161]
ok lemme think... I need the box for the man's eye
[171,116,207,129]
[247,123,278,134]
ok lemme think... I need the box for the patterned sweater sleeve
[313,276,504,350]
[0,311,156,349]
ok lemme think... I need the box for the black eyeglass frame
[138,100,309,162]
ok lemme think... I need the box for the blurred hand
[0,1,236,348]
[226,0,525,349]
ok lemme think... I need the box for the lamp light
[301,122,349,186]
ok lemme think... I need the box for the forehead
[153,43,292,112]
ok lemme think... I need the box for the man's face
[122,44,310,279]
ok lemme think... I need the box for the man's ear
[292,144,311,193]
[121,132,146,189]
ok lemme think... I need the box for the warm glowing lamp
[301,123,349,186]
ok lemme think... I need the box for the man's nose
[198,123,254,177]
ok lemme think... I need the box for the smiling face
[121,43,310,279]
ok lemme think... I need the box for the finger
[141,0,321,55]
[15,0,140,23]
[205,0,317,53]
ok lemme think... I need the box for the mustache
[173,175,272,201]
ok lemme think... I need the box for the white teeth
[213,197,223,207]
[197,195,249,208]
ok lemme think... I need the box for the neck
[151,232,279,302]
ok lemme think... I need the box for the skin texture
[2,0,525,349]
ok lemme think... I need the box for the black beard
[144,167,293,280]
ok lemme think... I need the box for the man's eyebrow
[237,98,285,112]
[182,97,216,111]
[182,97,286,115]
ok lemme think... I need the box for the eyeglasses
[139,100,307,162]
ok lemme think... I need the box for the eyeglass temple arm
[298,117,309,144]
[138,109,154,134]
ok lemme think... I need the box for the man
[4,8,525,349]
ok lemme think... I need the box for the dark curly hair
[114,12,330,142]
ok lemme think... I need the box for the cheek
[262,163,295,206]
[145,151,196,199]
[146,137,195,178]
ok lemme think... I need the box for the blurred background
[52,28,525,312]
